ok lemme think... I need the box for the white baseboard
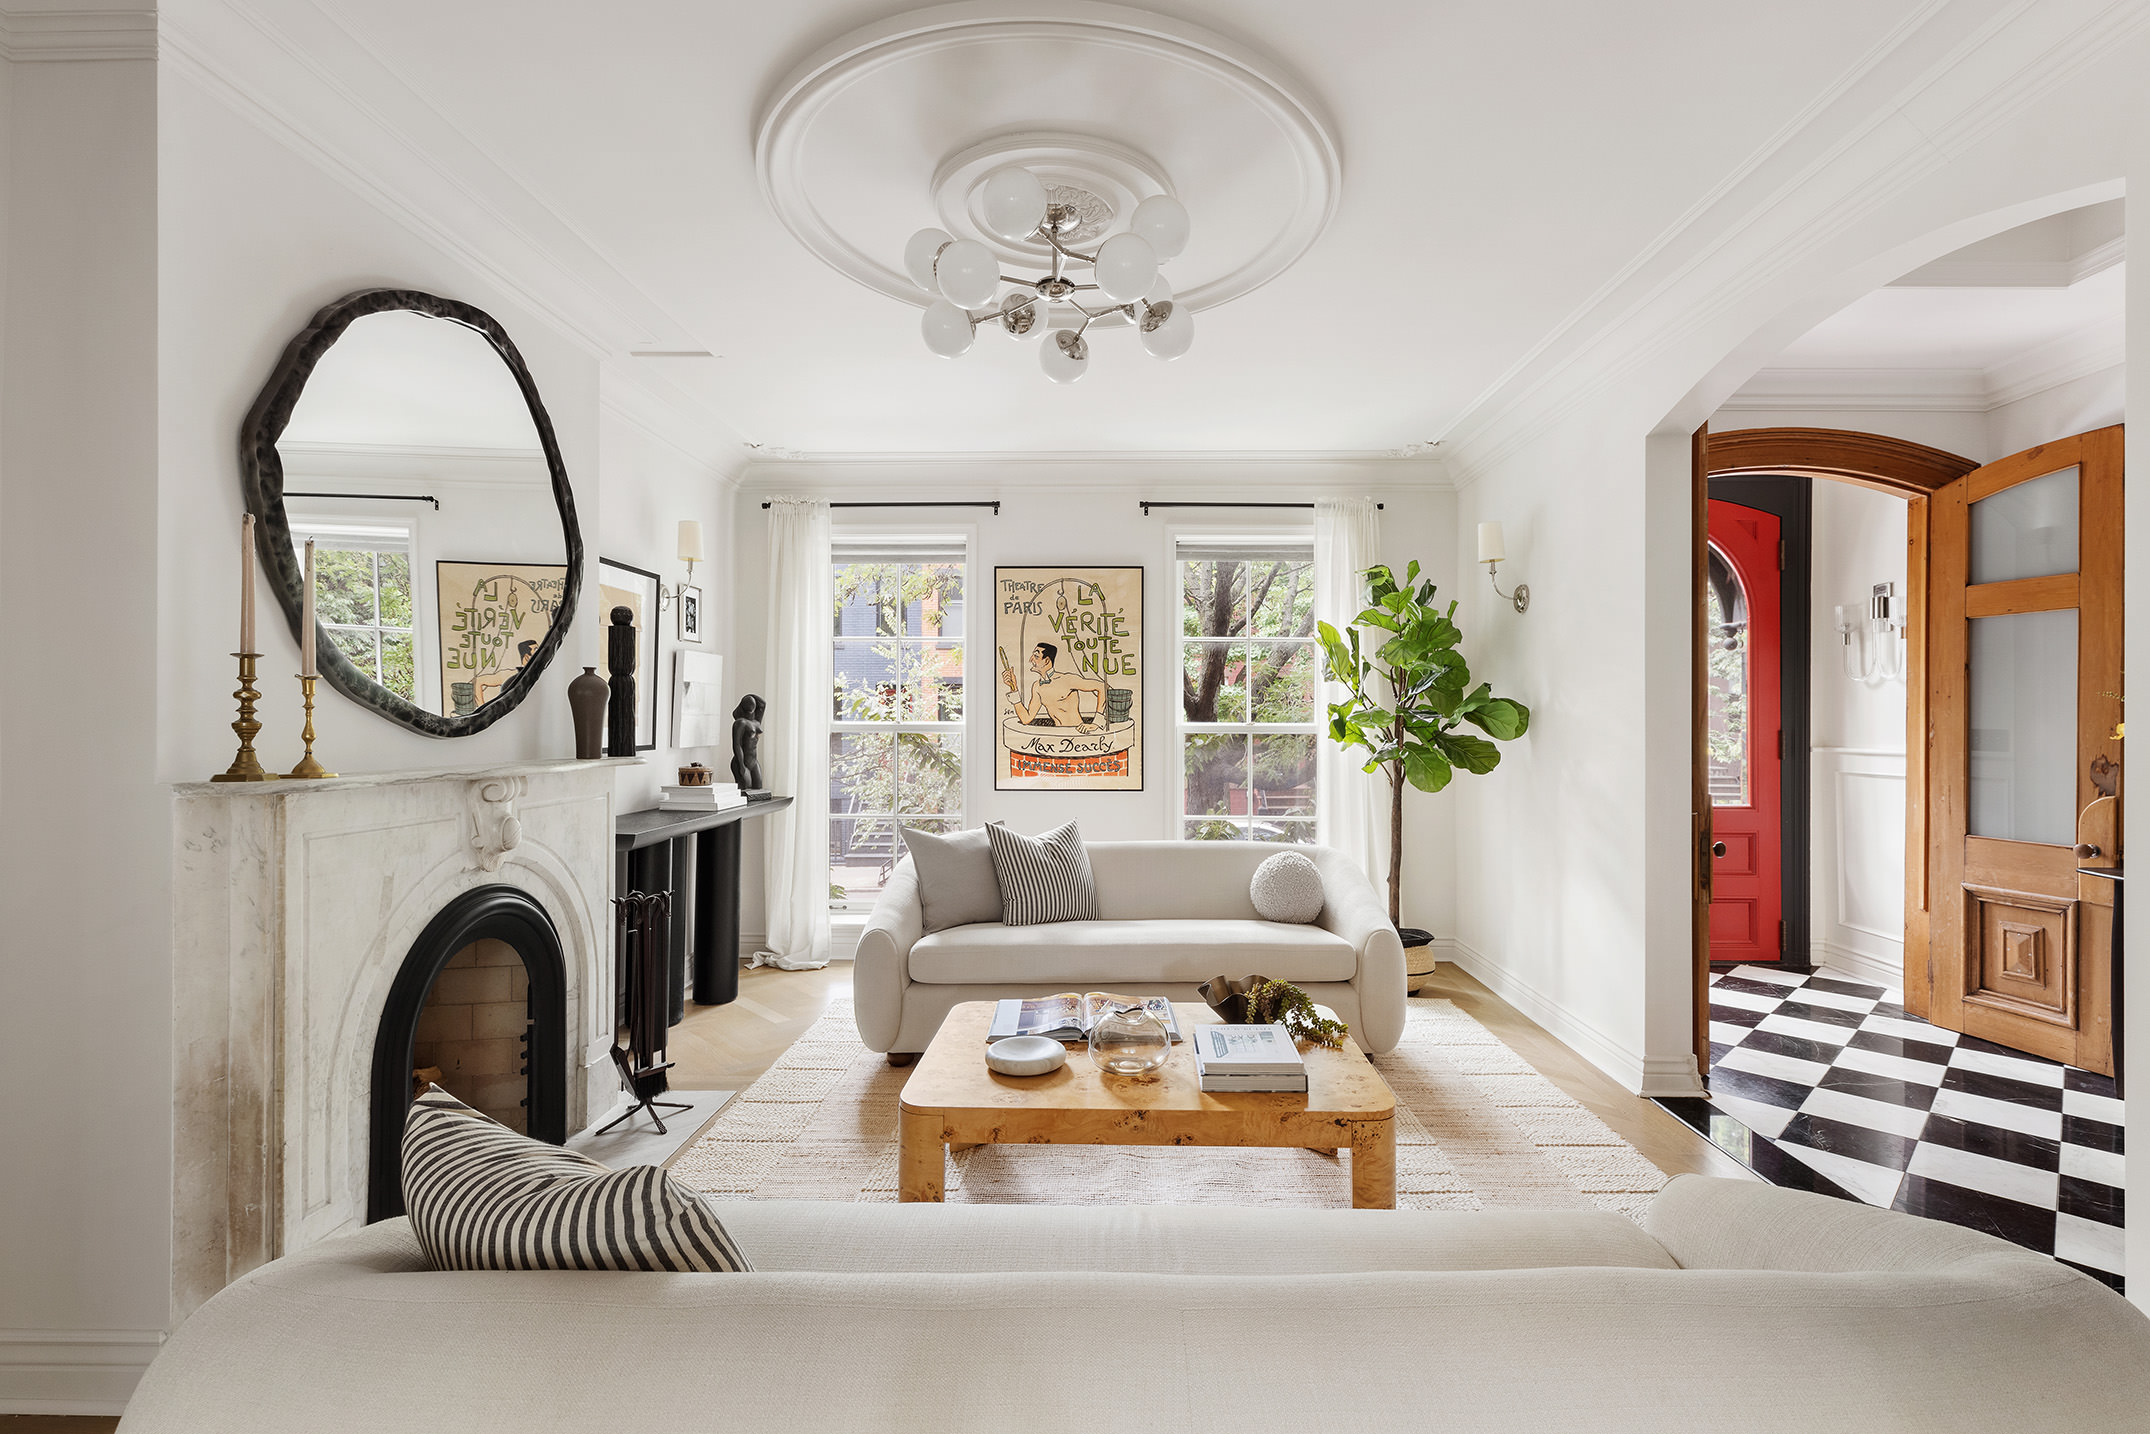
[1442,938,1703,1097]
[0,1327,165,1415]
[1811,940,1903,993]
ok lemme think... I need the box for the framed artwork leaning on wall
[598,556,661,750]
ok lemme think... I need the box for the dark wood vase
[568,666,607,759]
[605,607,638,757]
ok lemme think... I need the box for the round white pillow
[1249,850,1326,924]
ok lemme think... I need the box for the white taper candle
[301,537,317,677]
[241,513,257,652]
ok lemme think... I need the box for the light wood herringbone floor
[665,961,850,1091]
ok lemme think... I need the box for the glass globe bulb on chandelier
[906,167,1192,384]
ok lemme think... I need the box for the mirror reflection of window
[275,308,564,719]
[290,520,417,703]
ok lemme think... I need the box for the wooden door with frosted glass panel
[1927,427,2122,1073]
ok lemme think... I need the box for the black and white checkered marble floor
[1656,965,2126,1292]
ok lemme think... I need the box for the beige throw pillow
[899,825,1005,932]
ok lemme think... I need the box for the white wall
[1807,482,1910,988]
[5,59,643,1412]
[157,74,601,785]
[1448,9,2149,1297]
[723,462,1455,951]
[595,385,742,814]
[0,44,169,1414]
[1990,363,2125,455]
[1452,18,2150,1105]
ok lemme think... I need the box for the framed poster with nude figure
[993,566,1142,791]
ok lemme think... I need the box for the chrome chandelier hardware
[906,168,1191,383]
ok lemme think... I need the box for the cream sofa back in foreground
[119,1178,2149,1433]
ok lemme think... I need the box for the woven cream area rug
[670,997,1668,1219]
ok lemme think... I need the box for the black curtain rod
[1140,500,1382,516]
[761,500,999,514]
[286,490,442,511]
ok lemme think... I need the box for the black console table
[615,797,794,1016]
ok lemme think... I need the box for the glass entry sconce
[1477,522,1529,613]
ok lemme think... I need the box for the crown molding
[1982,314,2125,407]
[1722,315,2124,415]
[1887,233,2124,287]
[0,8,155,62]
[157,0,706,360]
[598,371,752,487]
[277,440,549,485]
[736,451,1452,495]
[1718,367,1988,412]
[1441,0,2150,487]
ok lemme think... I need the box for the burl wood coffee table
[897,1001,1397,1208]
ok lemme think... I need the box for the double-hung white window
[1175,535,1320,843]
[829,535,967,910]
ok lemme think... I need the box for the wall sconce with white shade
[662,520,705,642]
[1477,522,1529,613]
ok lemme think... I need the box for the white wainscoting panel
[1811,747,1906,988]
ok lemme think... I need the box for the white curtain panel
[751,497,833,971]
[1314,497,1388,889]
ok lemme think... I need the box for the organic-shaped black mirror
[241,290,582,737]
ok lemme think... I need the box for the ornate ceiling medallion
[754,1,1341,378]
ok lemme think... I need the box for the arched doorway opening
[1690,426,1978,1069]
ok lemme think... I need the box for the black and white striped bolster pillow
[401,1087,751,1273]
[985,818,1098,926]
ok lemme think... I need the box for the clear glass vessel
[1088,1003,1171,1075]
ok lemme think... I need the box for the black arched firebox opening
[368,884,568,1221]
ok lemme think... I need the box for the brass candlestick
[286,673,337,779]
[211,652,280,783]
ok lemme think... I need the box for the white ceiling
[1733,201,2125,404]
[1766,265,2124,373]
[212,0,1944,453]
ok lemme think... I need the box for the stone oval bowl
[985,1035,1067,1077]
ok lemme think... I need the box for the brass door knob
[1711,841,1728,858]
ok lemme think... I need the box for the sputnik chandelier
[904,165,1192,383]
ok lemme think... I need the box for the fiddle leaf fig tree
[1318,561,1531,927]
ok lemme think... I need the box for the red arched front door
[1707,499,1783,963]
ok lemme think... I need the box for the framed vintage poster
[434,561,570,719]
[993,566,1143,790]
[597,556,661,750]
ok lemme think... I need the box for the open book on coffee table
[988,992,1183,1043]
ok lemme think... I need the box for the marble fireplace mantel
[170,757,634,1321]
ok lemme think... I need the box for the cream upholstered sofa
[120,1178,2150,1432]
[853,839,1408,1058]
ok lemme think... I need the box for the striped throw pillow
[985,819,1098,925]
[401,1087,751,1273]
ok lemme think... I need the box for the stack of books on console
[658,781,748,811]
[1192,1024,1307,1093]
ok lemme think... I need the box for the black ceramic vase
[568,666,607,760]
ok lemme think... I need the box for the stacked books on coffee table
[1192,1024,1307,1093]
[659,781,747,811]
